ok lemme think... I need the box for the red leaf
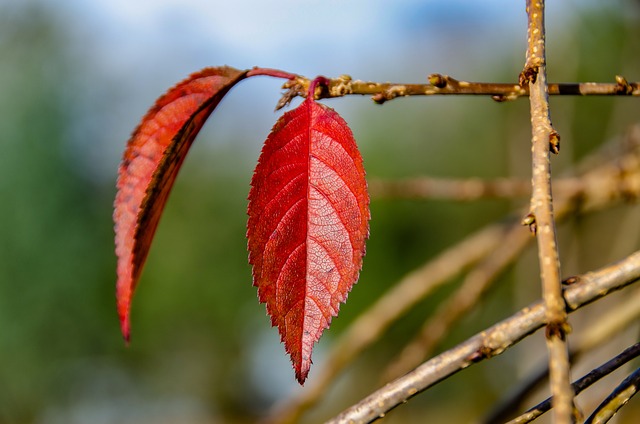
[247,81,370,384]
[114,66,248,341]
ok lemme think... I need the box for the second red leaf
[247,79,370,384]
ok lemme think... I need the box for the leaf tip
[121,318,131,345]
[116,269,133,344]
[294,356,312,385]
[118,296,132,344]
[296,371,308,386]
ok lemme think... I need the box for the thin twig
[506,343,640,424]
[370,123,640,204]
[480,286,640,424]
[276,74,640,108]
[325,250,640,424]
[523,0,574,421]
[379,142,640,380]
[584,367,640,424]
[369,176,570,201]
[381,222,537,381]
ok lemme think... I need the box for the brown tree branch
[370,123,640,203]
[379,140,640,381]
[380,147,640,380]
[481,286,640,424]
[522,1,574,422]
[584,367,640,424]
[381,222,537,381]
[506,343,640,424]
[276,73,640,108]
[325,250,640,424]
[369,176,551,200]
[369,177,582,201]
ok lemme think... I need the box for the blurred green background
[0,1,639,423]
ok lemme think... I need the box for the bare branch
[368,176,597,201]
[507,343,640,424]
[369,177,557,201]
[379,159,640,379]
[480,286,640,424]
[326,250,640,424]
[369,123,640,204]
[276,74,640,108]
[522,1,574,421]
[584,366,640,424]
[381,223,535,381]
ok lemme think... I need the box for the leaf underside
[114,66,248,341]
[247,95,370,384]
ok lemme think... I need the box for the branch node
[550,130,561,154]
[371,93,387,104]
[428,73,448,88]
[371,86,407,104]
[562,276,580,286]
[468,345,493,363]
[519,65,539,87]
[545,321,572,341]
[492,93,520,103]
[522,213,537,234]
[615,75,633,95]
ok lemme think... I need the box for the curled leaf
[114,66,248,341]
[247,79,370,384]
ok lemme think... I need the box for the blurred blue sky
[59,0,534,78]
[55,0,605,74]
[17,0,601,185]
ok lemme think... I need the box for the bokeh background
[1,0,639,423]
